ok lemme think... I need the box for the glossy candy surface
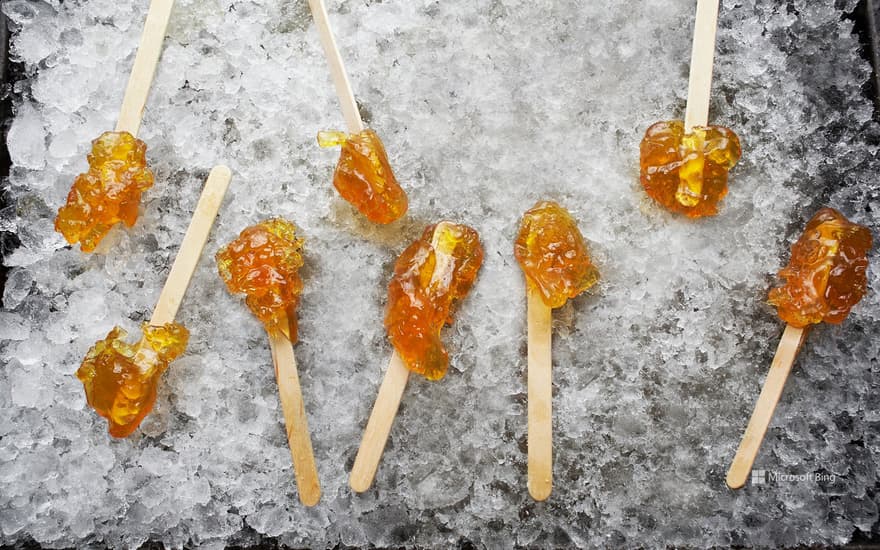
[385,222,483,380]
[216,218,305,339]
[318,129,408,224]
[768,207,872,327]
[55,131,154,252]
[76,322,189,438]
[514,201,599,308]
[639,120,741,218]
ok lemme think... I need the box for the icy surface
[1,0,879,547]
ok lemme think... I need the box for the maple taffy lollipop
[55,0,176,251]
[726,208,872,489]
[215,219,321,506]
[350,222,483,492]
[639,0,741,218]
[514,201,600,501]
[307,0,408,224]
[77,166,231,437]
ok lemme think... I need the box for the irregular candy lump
[514,201,599,309]
[76,322,189,438]
[216,218,305,340]
[639,120,741,218]
[55,131,154,252]
[317,129,408,224]
[768,207,872,327]
[385,222,483,380]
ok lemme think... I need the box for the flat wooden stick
[268,323,322,506]
[116,0,176,137]
[726,324,808,489]
[306,0,365,133]
[527,287,553,501]
[349,351,410,492]
[150,165,231,326]
[683,0,720,131]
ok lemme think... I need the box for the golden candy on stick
[727,208,872,489]
[514,201,599,501]
[638,0,741,218]
[350,222,483,492]
[307,0,408,224]
[55,0,175,251]
[215,218,321,506]
[77,166,232,437]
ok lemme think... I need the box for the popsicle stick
[149,166,232,326]
[306,0,365,133]
[527,287,553,501]
[116,0,176,137]
[268,323,322,506]
[349,351,410,492]
[726,324,808,489]
[683,0,720,131]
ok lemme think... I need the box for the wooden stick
[268,322,322,506]
[683,0,720,131]
[150,165,231,326]
[116,0,176,137]
[527,287,553,501]
[306,0,365,133]
[349,223,455,492]
[726,324,808,489]
[349,351,410,492]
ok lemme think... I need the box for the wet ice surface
[1,0,879,547]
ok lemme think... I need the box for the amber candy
[385,222,483,380]
[639,120,741,218]
[76,322,189,438]
[216,218,305,339]
[514,201,599,308]
[55,131,154,252]
[768,208,872,328]
[317,129,408,224]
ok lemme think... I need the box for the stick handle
[268,325,322,506]
[116,0,175,136]
[150,165,232,326]
[726,324,807,489]
[527,288,553,501]
[306,0,365,133]
[683,0,720,131]
[349,351,410,492]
